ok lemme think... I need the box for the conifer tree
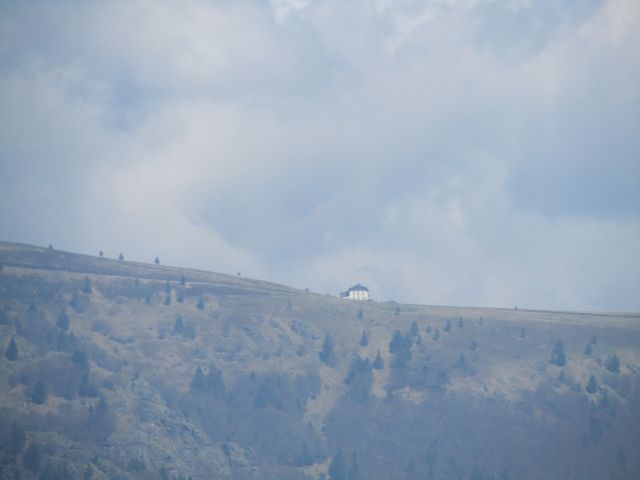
[410,321,419,337]
[180,274,186,286]
[584,343,592,356]
[56,310,70,330]
[31,380,47,404]
[320,333,337,367]
[197,297,205,311]
[444,320,452,333]
[5,336,18,361]
[177,290,185,304]
[82,277,92,294]
[372,350,384,370]
[190,367,206,391]
[359,330,369,347]
[605,353,620,373]
[432,329,440,342]
[118,252,124,261]
[155,257,160,265]
[586,374,598,394]
[549,340,566,366]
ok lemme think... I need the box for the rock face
[0,241,640,480]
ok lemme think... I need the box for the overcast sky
[1,0,639,311]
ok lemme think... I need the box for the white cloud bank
[0,0,638,310]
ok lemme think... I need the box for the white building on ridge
[340,284,369,301]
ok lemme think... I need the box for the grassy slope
[0,241,639,479]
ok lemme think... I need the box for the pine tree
[372,350,384,370]
[359,330,369,347]
[56,310,70,330]
[180,274,186,286]
[410,321,419,337]
[99,251,103,258]
[82,277,92,294]
[173,316,184,335]
[584,343,592,356]
[469,338,478,351]
[118,252,124,261]
[155,257,160,265]
[190,367,206,391]
[31,380,47,404]
[320,333,336,367]
[6,336,18,361]
[432,329,440,342]
[586,374,598,394]
[605,353,620,373]
[356,308,363,320]
[444,320,452,333]
[164,293,171,306]
[177,290,185,303]
[197,297,205,311]
[549,340,566,366]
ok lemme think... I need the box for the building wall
[348,290,369,301]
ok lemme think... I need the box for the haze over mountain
[1,241,639,479]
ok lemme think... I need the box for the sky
[0,0,639,311]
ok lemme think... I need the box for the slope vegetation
[0,241,639,479]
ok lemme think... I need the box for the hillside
[0,241,639,480]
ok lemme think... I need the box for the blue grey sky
[1,0,639,311]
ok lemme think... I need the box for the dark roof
[347,284,368,292]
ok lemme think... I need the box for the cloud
[0,0,638,310]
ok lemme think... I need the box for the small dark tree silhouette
[372,350,384,370]
[432,329,440,342]
[605,353,620,373]
[584,343,592,356]
[470,338,478,351]
[319,333,337,367]
[56,310,70,330]
[155,257,160,265]
[31,380,47,404]
[586,375,598,394]
[190,367,206,391]
[356,308,363,320]
[99,250,103,258]
[180,274,186,286]
[359,330,369,347]
[164,293,171,306]
[177,290,185,303]
[444,320,452,333]
[82,277,92,294]
[197,297,205,311]
[5,336,18,361]
[549,340,566,366]
[425,325,432,334]
[118,252,124,261]
[410,321,419,337]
